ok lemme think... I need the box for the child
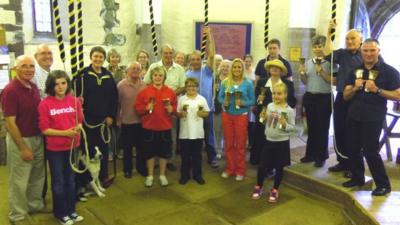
[252,82,296,203]
[177,77,210,185]
[299,35,334,167]
[38,70,84,225]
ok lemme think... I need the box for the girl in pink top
[37,70,84,225]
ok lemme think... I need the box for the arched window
[32,0,53,35]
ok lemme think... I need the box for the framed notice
[195,22,252,60]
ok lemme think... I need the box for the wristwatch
[377,88,383,94]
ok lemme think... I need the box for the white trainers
[70,212,84,222]
[58,216,74,225]
[221,172,229,178]
[145,176,154,187]
[235,175,244,181]
[159,175,169,187]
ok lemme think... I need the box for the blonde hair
[150,66,167,83]
[223,58,245,91]
[272,83,288,101]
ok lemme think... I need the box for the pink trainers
[268,188,279,203]
[251,185,263,200]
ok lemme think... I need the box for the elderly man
[342,39,400,196]
[117,61,147,178]
[144,44,186,171]
[1,55,46,223]
[186,27,218,168]
[324,21,364,175]
[34,44,53,98]
[254,38,293,81]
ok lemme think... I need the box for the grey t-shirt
[264,103,296,142]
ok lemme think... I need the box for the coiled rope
[264,0,269,48]
[149,0,158,57]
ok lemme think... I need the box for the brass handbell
[258,87,267,105]
[355,69,363,79]
[368,70,379,80]
[234,90,242,109]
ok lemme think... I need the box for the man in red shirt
[1,55,46,223]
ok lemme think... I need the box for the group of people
[2,21,400,225]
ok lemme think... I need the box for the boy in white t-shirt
[177,77,210,185]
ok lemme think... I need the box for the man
[342,39,400,196]
[144,44,186,171]
[324,20,363,176]
[117,61,147,178]
[34,44,53,98]
[254,39,293,81]
[186,27,218,168]
[1,55,46,223]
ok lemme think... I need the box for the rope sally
[77,0,84,70]
[330,0,337,42]
[149,0,158,57]
[201,0,209,60]
[52,0,66,65]
[68,0,78,78]
[264,0,269,48]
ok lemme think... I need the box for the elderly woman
[218,58,255,181]
[107,48,125,84]
[250,59,296,165]
[135,66,177,187]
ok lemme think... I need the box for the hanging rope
[201,0,209,60]
[149,0,158,57]
[76,0,84,70]
[68,0,78,78]
[330,0,337,42]
[264,0,269,48]
[52,0,66,65]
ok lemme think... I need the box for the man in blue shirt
[186,27,218,168]
[324,20,363,176]
[342,39,400,196]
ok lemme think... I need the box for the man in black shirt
[342,39,400,196]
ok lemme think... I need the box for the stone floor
[0,133,399,225]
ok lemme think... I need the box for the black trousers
[347,118,391,189]
[250,122,266,165]
[121,123,147,175]
[180,139,203,179]
[303,93,332,162]
[333,92,350,168]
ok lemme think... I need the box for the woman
[218,58,255,181]
[250,59,297,165]
[38,70,84,224]
[135,66,177,187]
[107,48,125,84]
[136,50,150,79]
[214,59,230,158]
[73,46,118,187]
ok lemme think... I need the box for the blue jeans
[47,150,76,219]
[204,113,217,163]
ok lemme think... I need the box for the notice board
[195,22,252,60]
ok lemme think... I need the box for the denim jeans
[47,150,76,219]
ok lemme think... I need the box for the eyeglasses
[127,67,141,71]
[186,85,197,88]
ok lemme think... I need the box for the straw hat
[264,59,288,75]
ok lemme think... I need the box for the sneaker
[235,175,244,181]
[159,175,169,187]
[268,188,279,203]
[144,176,153,187]
[251,185,263,200]
[70,212,84,222]
[221,172,229,178]
[210,160,219,168]
[58,216,74,225]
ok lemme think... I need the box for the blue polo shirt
[255,55,293,79]
[345,59,400,122]
[326,48,363,92]
[186,65,214,111]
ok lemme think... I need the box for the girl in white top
[177,77,210,185]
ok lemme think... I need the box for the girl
[177,77,210,185]
[135,66,177,187]
[218,58,255,181]
[252,82,296,203]
[38,70,84,225]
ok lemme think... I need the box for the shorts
[142,128,172,159]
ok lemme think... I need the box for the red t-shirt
[38,94,83,151]
[135,85,177,131]
[1,79,41,137]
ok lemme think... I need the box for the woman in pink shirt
[37,70,84,225]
